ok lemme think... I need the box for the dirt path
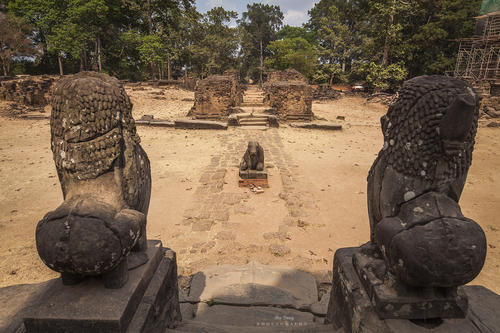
[0,94,498,295]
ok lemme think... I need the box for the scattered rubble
[311,84,341,101]
[366,92,397,105]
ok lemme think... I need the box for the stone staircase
[230,86,277,129]
[241,85,267,107]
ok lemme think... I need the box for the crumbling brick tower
[454,1,500,112]
[264,69,313,121]
[0,75,57,107]
[188,73,243,120]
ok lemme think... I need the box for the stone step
[241,103,266,107]
[244,99,265,103]
[167,319,335,333]
[239,107,270,112]
[238,117,269,122]
[240,121,268,127]
[239,126,269,130]
[244,95,265,98]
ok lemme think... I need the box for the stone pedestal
[325,247,500,333]
[24,240,181,333]
[239,170,268,179]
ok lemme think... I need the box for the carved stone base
[325,247,500,333]
[24,240,181,333]
[239,170,268,179]
[352,243,467,320]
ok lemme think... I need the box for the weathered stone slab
[0,281,54,333]
[136,120,175,127]
[194,304,314,327]
[326,247,500,333]
[150,120,175,127]
[187,261,318,310]
[174,119,228,130]
[290,122,342,130]
[24,240,180,333]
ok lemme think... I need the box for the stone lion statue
[240,141,264,172]
[35,71,151,289]
[367,75,486,288]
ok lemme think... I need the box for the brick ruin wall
[470,80,500,118]
[0,75,58,107]
[267,81,313,121]
[264,69,313,121]
[188,74,243,119]
[267,69,308,84]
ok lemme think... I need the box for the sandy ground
[0,88,499,296]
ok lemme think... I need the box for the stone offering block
[325,247,500,333]
[24,240,181,333]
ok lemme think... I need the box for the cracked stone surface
[186,261,318,311]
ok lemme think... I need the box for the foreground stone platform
[175,261,333,332]
[326,247,500,333]
[23,240,181,333]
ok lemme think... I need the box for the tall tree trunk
[184,64,188,83]
[97,35,102,72]
[167,57,172,80]
[382,0,396,66]
[81,45,88,71]
[147,0,155,80]
[58,54,64,75]
[2,61,7,76]
[259,38,263,87]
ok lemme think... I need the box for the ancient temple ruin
[188,72,243,119]
[454,1,500,112]
[264,69,313,121]
[0,75,57,107]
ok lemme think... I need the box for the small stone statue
[240,141,264,172]
[36,72,151,289]
[367,75,486,288]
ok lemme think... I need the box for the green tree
[8,0,70,74]
[0,14,38,75]
[239,3,283,85]
[189,7,239,77]
[265,37,317,79]
[276,26,317,45]
[350,61,408,92]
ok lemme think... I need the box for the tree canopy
[1,0,482,91]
